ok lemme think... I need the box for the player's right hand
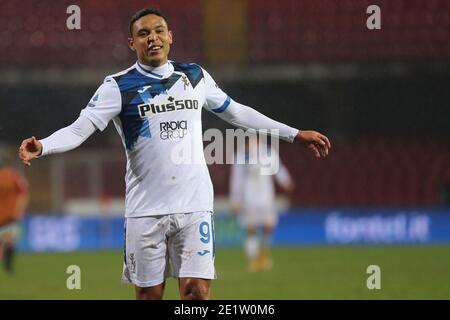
[18,136,42,167]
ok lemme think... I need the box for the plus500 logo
[138,99,199,118]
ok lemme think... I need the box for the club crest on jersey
[138,96,199,118]
[181,74,190,90]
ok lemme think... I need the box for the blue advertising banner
[18,216,124,252]
[17,209,450,252]
[274,209,450,245]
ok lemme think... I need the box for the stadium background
[0,0,449,299]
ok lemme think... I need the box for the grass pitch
[1,246,449,299]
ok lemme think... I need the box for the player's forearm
[217,100,299,142]
[40,115,97,156]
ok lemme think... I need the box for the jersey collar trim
[135,62,173,79]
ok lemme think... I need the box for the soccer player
[18,8,331,300]
[230,137,294,272]
[0,159,29,274]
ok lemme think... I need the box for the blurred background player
[230,136,294,272]
[0,150,29,274]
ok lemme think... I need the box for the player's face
[128,14,173,67]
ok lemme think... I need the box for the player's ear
[128,37,136,51]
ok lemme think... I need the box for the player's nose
[147,33,157,43]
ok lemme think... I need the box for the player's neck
[137,61,170,76]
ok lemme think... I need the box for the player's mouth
[147,45,163,55]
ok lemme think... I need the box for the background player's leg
[260,223,275,271]
[179,278,211,300]
[244,227,260,272]
[0,241,4,265]
[0,233,16,274]
[135,282,165,300]
[3,243,15,273]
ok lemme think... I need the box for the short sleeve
[80,77,122,131]
[202,68,231,113]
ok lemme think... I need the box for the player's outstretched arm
[18,115,97,167]
[294,130,331,158]
[213,100,331,158]
[18,136,42,166]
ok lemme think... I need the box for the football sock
[3,244,15,273]
[244,235,260,260]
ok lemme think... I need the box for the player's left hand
[294,130,331,158]
[18,136,42,166]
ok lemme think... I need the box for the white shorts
[239,207,278,228]
[121,211,216,287]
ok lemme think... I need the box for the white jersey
[80,61,229,217]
